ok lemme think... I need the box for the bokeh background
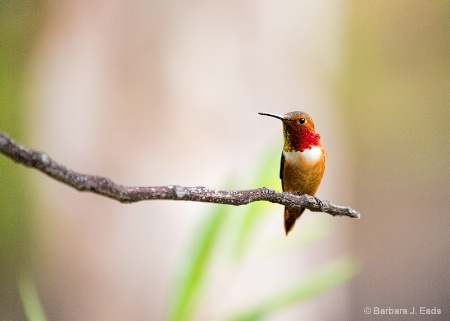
[1,1,449,320]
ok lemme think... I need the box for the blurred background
[0,1,449,320]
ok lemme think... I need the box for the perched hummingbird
[259,111,327,235]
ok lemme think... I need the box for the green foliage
[169,204,229,321]
[18,272,48,321]
[0,2,46,318]
[230,146,280,260]
[168,147,359,321]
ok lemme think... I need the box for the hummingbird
[259,111,327,235]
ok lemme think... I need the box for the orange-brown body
[259,111,326,234]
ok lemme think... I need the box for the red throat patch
[284,126,320,152]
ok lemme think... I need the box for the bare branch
[0,131,360,219]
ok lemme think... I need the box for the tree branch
[0,131,360,219]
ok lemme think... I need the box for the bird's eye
[299,118,306,124]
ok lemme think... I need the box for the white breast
[300,146,323,163]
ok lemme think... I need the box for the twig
[0,131,360,218]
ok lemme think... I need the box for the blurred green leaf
[226,255,358,321]
[169,204,229,321]
[18,272,47,321]
[231,145,281,259]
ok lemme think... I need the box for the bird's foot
[314,196,324,207]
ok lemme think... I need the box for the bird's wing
[280,152,285,191]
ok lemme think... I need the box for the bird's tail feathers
[284,207,305,235]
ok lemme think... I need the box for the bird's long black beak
[258,112,285,120]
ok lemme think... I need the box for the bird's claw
[314,196,324,207]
